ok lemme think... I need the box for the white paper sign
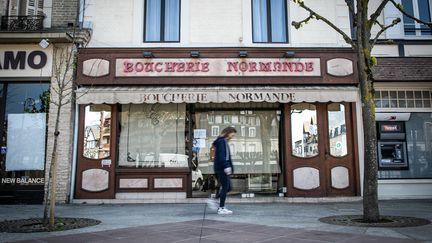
[194,129,207,138]
[6,113,46,171]
[195,138,206,148]
[194,129,206,139]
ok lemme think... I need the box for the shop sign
[76,86,360,104]
[0,45,53,77]
[138,91,296,103]
[115,58,321,77]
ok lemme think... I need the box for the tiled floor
[11,219,419,243]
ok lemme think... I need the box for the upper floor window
[144,0,180,42]
[2,0,44,31]
[402,0,432,36]
[211,126,220,137]
[249,127,256,137]
[252,0,288,43]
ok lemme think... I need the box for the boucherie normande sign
[116,58,321,77]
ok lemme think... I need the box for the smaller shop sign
[138,91,295,103]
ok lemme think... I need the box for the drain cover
[319,215,430,227]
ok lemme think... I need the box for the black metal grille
[0,15,44,31]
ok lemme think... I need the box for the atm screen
[378,142,408,169]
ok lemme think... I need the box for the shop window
[1,83,49,187]
[192,109,281,197]
[144,0,180,42]
[252,0,288,43]
[83,104,111,159]
[211,126,220,137]
[118,104,186,168]
[375,89,432,109]
[328,103,348,157]
[291,103,318,158]
[378,113,432,179]
[402,0,432,36]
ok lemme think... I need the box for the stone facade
[51,0,79,29]
[44,44,76,203]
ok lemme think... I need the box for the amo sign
[0,45,53,78]
[0,51,47,70]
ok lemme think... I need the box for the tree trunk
[358,54,380,222]
[42,109,60,226]
[355,0,380,223]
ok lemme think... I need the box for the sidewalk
[0,200,431,242]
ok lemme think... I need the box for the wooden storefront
[73,48,360,199]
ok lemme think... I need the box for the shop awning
[75,86,359,104]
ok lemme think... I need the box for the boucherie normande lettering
[123,60,314,73]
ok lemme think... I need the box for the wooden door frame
[283,102,359,197]
[323,102,357,196]
[75,104,117,199]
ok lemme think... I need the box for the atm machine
[376,113,410,170]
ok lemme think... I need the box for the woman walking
[207,127,236,215]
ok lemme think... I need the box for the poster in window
[6,113,46,171]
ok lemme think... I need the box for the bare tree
[42,22,92,227]
[291,0,431,222]
[42,43,76,227]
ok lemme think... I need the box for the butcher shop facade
[73,47,361,201]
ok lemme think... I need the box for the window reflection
[291,103,318,158]
[192,109,281,196]
[328,103,347,157]
[0,83,49,187]
[83,104,111,159]
[118,104,186,168]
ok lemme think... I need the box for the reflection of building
[99,111,111,158]
[84,125,100,153]
[293,117,318,157]
[203,111,279,163]
[329,124,347,157]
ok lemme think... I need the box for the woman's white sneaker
[217,207,233,215]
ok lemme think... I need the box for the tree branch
[292,14,314,29]
[370,18,401,47]
[390,0,432,28]
[368,0,391,31]
[292,0,356,47]
[374,20,385,30]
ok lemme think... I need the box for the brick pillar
[44,43,76,203]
